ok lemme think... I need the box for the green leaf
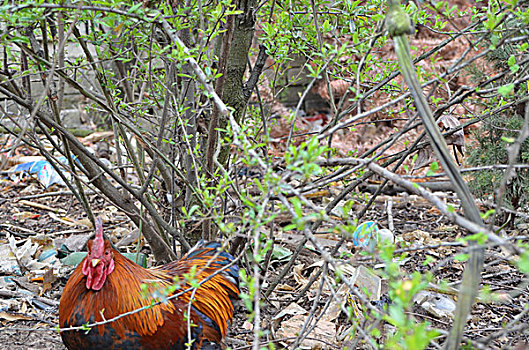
[517,251,529,274]
[454,253,469,262]
[388,304,407,326]
[498,83,514,98]
[507,55,516,67]
[371,327,381,338]
[429,161,439,172]
[422,255,435,266]
[271,245,292,262]
[464,232,488,245]
[480,209,495,220]
[128,3,143,14]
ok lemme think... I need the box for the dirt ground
[1,183,528,349]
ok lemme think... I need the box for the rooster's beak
[91,259,100,267]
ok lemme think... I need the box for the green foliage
[376,245,440,350]
[284,136,327,179]
[517,250,529,275]
[467,113,529,209]
[426,161,439,176]
[465,8,529,210]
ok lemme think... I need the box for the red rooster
[59,218,240,350]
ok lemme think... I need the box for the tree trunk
[218,0,258,166]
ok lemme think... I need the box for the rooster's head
[82,218,115,291]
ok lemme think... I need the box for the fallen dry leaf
[0,311,33,322]
[277,314,337,349]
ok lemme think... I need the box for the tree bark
[217,0,258,166]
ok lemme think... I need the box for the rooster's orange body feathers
[59,220,239,350]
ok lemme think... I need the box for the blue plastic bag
[9,157,70,188]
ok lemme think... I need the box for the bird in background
[59,218,240,350]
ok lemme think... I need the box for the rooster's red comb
[92,217,105,255]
